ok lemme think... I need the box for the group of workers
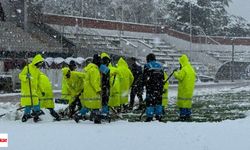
[19,52,196,123]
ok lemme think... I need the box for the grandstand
[1,2,250,91]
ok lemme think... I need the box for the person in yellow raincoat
[174,54,196,121]
[61,67,72,104]
[61,61,84,118]
[60,61,78,105]
[38,72,60,121]
[117,57,134,111]
[108,66,121,109]
[100,53,121,117]
[162,72,169,112]
[75,54,102,124]
[19,54,44,122]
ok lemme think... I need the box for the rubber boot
[145,117,153,122]
[21,114,32,122]
[93,110,101,124]
[49,109,61,121]
[73,114,81,123]
[33,111,41,123]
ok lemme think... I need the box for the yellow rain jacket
[162,72,169,108]
[174,54,196,108]
[61,68,85,104]
[19,54,44,106]
[61,67,73,104]
[38,73,54,108]
[109,65,121,107]
[80,63,101,109]
[117,57,134,105]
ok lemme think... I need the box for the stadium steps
[0,22,63,52]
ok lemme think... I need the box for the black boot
[179,116,186,121]
[94,116,101,124]
[49,109,61,121]
[155,115,162,122]
[21,114,32,122]
[145,117,153,122]
[93,110,101,124]
[73,114,81,123]
[33,111,41,123]
[184,116,192,122]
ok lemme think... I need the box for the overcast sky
[227,0,250,23]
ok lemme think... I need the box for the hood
[117,57,128,68]
[101,52,110,59]
[32,54,44,65]
[84,63,98,72]
[179,54,190,67]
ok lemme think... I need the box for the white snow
[0,113,250,150]
[1,83,250,150]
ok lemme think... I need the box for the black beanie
[92,54,101,67]
[146,53,156,63]
[69,60,76,66]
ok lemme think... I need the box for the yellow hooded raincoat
[80,63,101,109]
[19,54,44,106]
[109,65,121,107]
[100,52,121,107]
[61,68,85,104]
[61,67,73,104]
[174,54,196,109]
[162,72,169,108]
[117,57,134,105]
[38,73,54,108]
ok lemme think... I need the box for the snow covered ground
[1,83,250,150]
[1,112,250,150]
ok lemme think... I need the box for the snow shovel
[0,107,25,118]
[110,107,123,119]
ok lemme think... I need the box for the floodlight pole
[189,0,192,52]
[24,0,28,32]
[231,38,235,82]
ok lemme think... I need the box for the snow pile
[0,102,22,121]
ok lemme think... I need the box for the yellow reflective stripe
[82,98,101,101]
[21,95,38,98]
[178,97,192,101]
[39,98,53,101]
[61,94,70,96]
